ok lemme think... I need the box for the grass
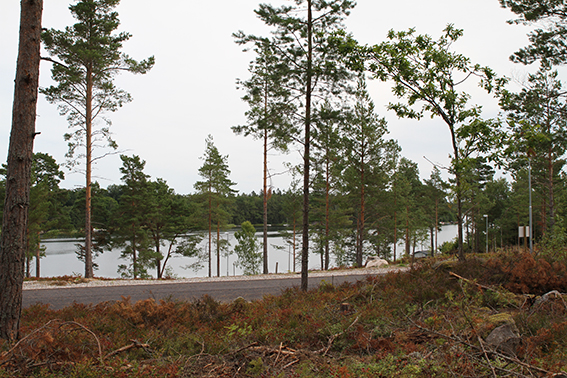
[3,250,567,377]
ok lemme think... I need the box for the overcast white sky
[0,0,536,195]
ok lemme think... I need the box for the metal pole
[484,214,488,253]
[528,158,533,253]
[225,233,229,276]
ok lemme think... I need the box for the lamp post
[483,214,488,253]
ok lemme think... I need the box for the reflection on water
[38,225,458,278]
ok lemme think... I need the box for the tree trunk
[0,0,43,340]
[448,123,465,261]
[35,234,40,278]
[324,155,330,270]
[84,65,93,278]
[301,0,313,291]
[208,192,212,278]
[155,236,161,279]
[263,127,269,274]
[405,205,410,258]
[547,145,555,232]
[217,219,220,277]
[357,160,365,267]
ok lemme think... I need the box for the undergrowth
[2,251,567,377]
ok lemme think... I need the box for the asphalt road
[22,273,376,310]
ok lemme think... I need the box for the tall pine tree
[41,0,154,277]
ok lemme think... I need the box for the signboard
[518,226,530,238]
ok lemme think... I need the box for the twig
[316,316,359,356]
[477,336,498,378]
[231,342,258,355]
[60,321,103,364]
[273,342,283,366]
[0,319,60,366]
[283,359,299,369]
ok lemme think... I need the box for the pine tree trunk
[217,219,220,277]
[357,159,365,267]
[0,0,43,340]
[324,156,330,270]
[300,0,313,291]
[263,128,269,274]
[35,234,40,278]
[84,65,94,278]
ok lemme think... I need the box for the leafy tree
[236,0,355,290]
[360,25,504,260]
[233,41,295,275]
[194,135,237,277]
[500,0,567,65]
[234,221,262,275]
[41,0,154,278]
[144,179,199,279]
[0,0,43,340]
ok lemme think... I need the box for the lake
[37,225,458,278]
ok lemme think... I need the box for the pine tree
[194,135,236,277]
[41,0,154,278]
[341,79,395,267]
[113,155,153,279]
[232,42,295,274]
[235,0,355,289]
[0,0,43,340]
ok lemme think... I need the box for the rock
[365,256,388,268]
[485,323,521,356]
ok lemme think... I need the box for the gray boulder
[485,323,521,356]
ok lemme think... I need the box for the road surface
[22,271,394,310]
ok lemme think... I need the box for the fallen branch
[104,340,153,360]
[532,290,567,312]
[449,271,496,292]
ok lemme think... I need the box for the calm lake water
[37,225,458,278]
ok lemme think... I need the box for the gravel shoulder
[23,265,407,291]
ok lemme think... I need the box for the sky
[0,0,536,195]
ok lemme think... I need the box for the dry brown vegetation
[2,250,567,377]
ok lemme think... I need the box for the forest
[2,0,567,376]
[1,0,567,282]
